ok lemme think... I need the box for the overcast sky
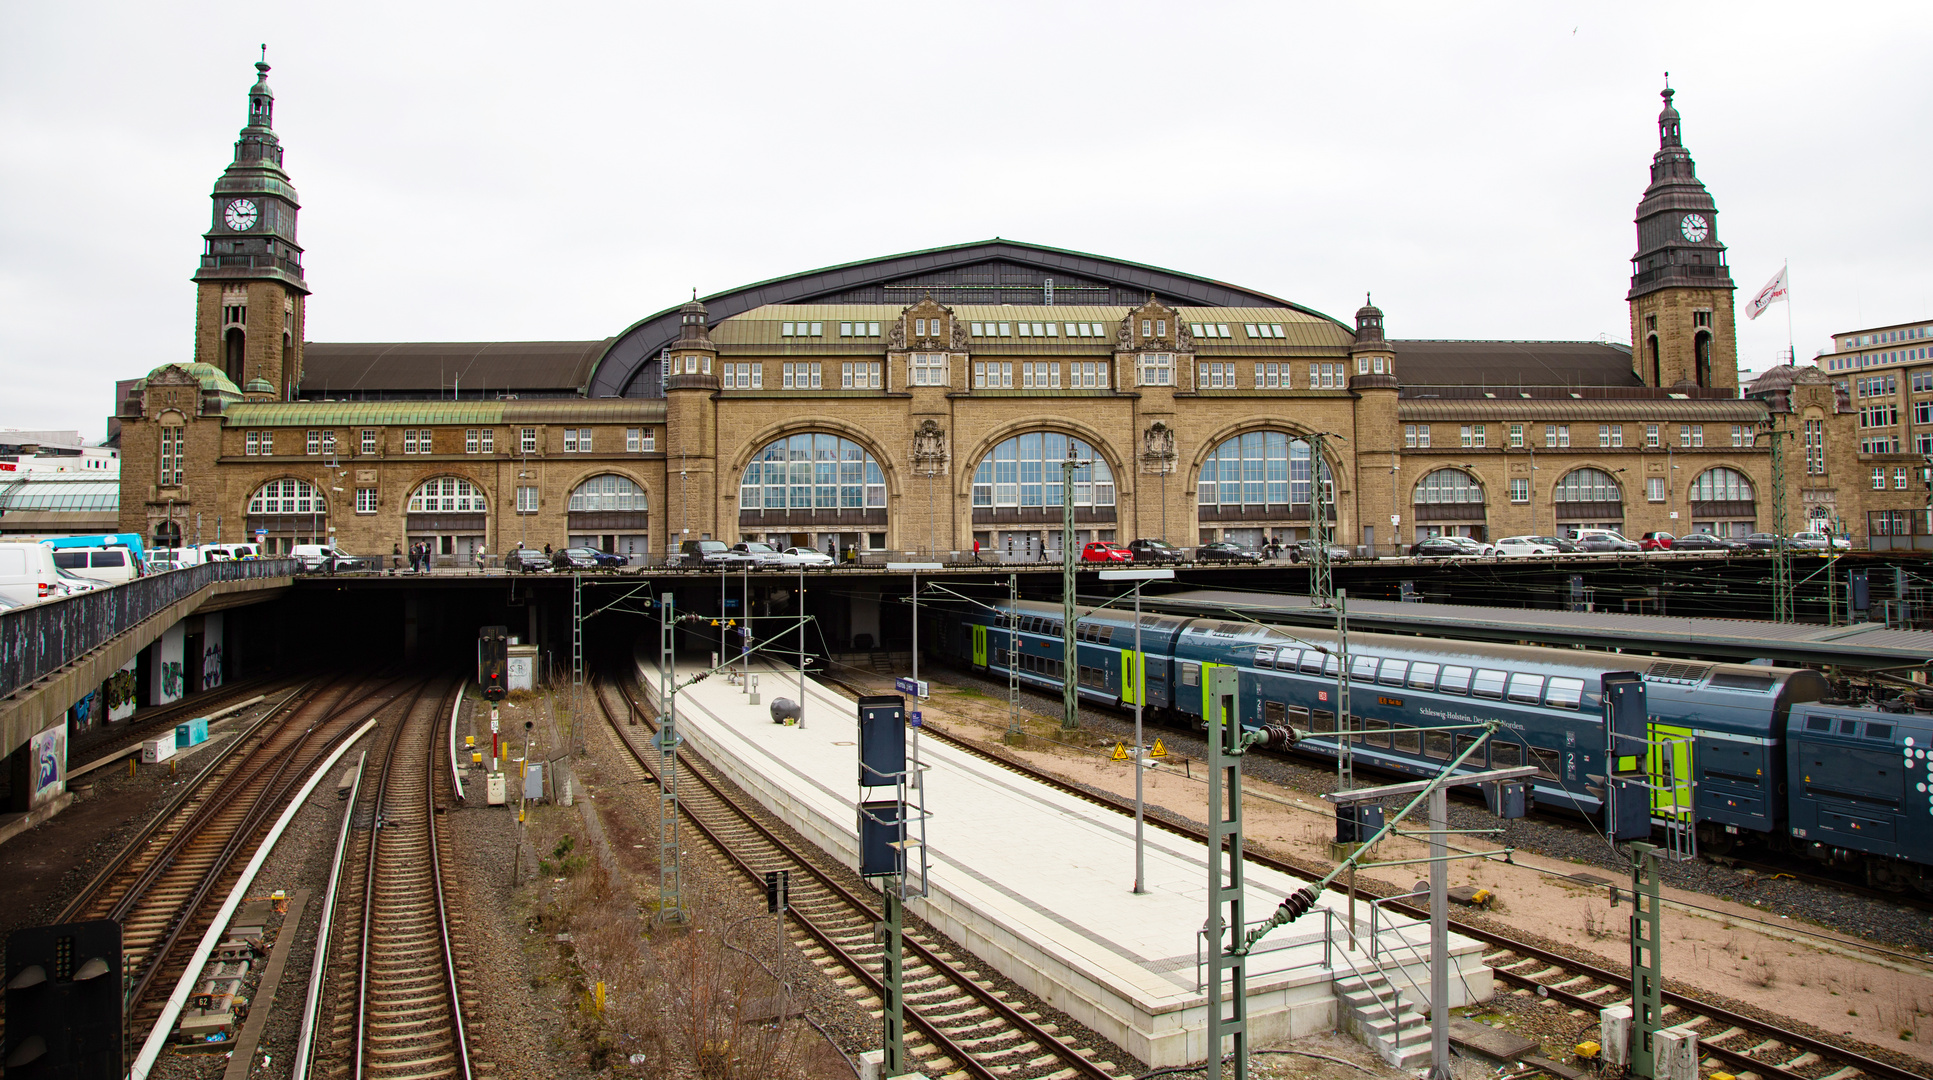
[3,3,1929,442]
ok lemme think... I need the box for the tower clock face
[224,199,259,231]
[1680,213,1710,242]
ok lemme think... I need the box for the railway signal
[478,626,509,703]
[4,920,122,1079]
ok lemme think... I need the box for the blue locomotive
[933,599,1933,894]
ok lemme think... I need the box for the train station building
[114,65,1930,560]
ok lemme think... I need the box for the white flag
[1746,266,1788,321]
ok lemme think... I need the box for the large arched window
[248,478,325,515]
[972,433,1115,511]
[153,521,182,548]
[569,474,648,512]
[1552,468,1622,503]
[1413,468,1484,504]
[408,477,487,513]
[1689,467,1753,502]
[741,433,886,512]
[1197,431,1329,507]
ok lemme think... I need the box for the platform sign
[909,710,922,728]
[894,677,929,699]
[490,718,499,734]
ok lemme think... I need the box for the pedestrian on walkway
[392,542,402,576]
[474,546,488,573]
[972,538,981,562]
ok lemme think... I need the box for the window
[1200,362,1237,389]
[1913,371,1933,392]
[248,478,323,514]
[404,429,433,454]
[408,477,487,513]
[1863,435,1902,454]
[1647,477,1665,502]
[1646,423,1660,447]
[1138,352,1172,386]
[322,430,337,454]
[1471,669,1508,699]
[783,362,824,389]
[465,429,480,454]
[1506,673,1546,705]
[1414,469,1483,504]
[1404,424,1430,448]
[642,428,656,452]
[1509,423,1523,447]
[723,362,762,388]
[1255,362,1284,388]
[1860,404,1899,427]
[1308,362,1342,388]
[1543,424,1569,448]
[741,433,887,513]
[516,486,539,513]
[1693,310,1712,329]
[306,430,321,455]
[1919,433,1933,455]
[1873,467,1886,490]
[158,426,183,485]
[915,318,927,336]
[1068,361,1107,389]
[911,353,947,387]
[521,428,537,454]
[1804,419,1825,475]
[360,429,376,455]
[840,321,880,337]
[973,362,1015,389]
[1896,467,1911,490]
[1510,478,1529,502]
[842,362,882,389]
[355,488,378,514]
[1553,468,1622,503]
[1197,431,1328,508]
[780,321,823,337]
[1458,424,1485,448]
[1598,425,1613,448]
[245,431,260,455]
[1407,663,1439,690]
[1679,424,1704,448]
[1438,666,1472,694]
[1916,402,1933,425]
[1726,424,1746,448]
[972,432,1115,511]
[627,428,642,452]
[570,473,647,511]
[1021,361,1059,389]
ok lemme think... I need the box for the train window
[1866,723,1893,740]
[1529,746,1561,780]
[1264,701,1285,724]
[1351,656,1379,682]
[1180,663,1200,687]
[1278,650,1301,671]
[1839,719,1859,735]
[1390,724,1422,754]
[1424,728,1453,760]
[1709,672,1775,692]
[1379,659,1408,686]
[1407,662,1439,690]
[1364,717,1391,748]
[1471,669,1507,700]
[1311,710,1336,734]
[1286,705,1311,725]
[1456,734,1485,766]
[1544,677,1585,710]
[1438,666,1472,694]
[1492,742,1524,768]
[1506,673,1545,705]
[1805,715,1830,732]
[1255,646,1277,668]
[1299,651,1324,674]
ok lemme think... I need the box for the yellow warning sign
[1111,741,1129,761]
[1151,738,1168,758]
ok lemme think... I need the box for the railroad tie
[1780,1052,1821,1069]
[1814,1068,1864,1080]
[1705,1027,1747,1043]
[1744,1039,1784,1057]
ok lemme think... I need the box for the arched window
[1690,467,1753,502]
[408,477,487,513]
[1552,468,1622,503]
[972,433,1115,510]
[1197,431,1328,507]
[1695,331,1713,388]
[153,520,182,548]
[1413,468,1484,504]
[248,478,325,515]
[569,474,647,512]
[741,433,886,511]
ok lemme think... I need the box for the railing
[1195,907,1336,993]
[0,559,298,702]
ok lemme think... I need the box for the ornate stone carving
[911,419,948,474]
[950,318,969,350]
[888,319,906,349]
[1117,317,1134,348]
[1140,421,1177,473]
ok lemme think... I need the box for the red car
[1081,541,1133,563]
[1639,531,1675,552]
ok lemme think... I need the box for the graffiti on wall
[105,660,138,721]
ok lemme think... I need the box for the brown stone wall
[1630,286,1737,391]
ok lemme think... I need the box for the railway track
[55,673,423,1047]
[309,679,471,1080]
[815,673,1927,1080]
[593,674,1126,1080]
[68,670,305,773]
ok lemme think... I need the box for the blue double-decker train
[933,599,1933,894]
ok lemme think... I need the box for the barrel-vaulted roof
[586,238,1347,398]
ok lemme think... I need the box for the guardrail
[0,558,298,702]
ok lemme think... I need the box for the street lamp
[1100,567,1174,895]
[886,562,943,691]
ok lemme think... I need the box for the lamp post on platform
[1100,567,1174,895]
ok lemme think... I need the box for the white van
[0,542,66,605]
[197,543,259,562]
[50,547,142,586]
[148,547,204,570]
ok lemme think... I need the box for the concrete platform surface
[639,650,1491,1068]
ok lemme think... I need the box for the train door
[1648,720,1695,823]
[971,624,988,667]
[1120,648,1140,707]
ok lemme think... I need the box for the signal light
[478,625,510,702]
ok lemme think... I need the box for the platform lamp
[1099,567,1173,895]
[885,563,942,692]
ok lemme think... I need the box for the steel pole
[1133,581,1145,894]
[798,564,806,727]
[1429,784,1451,1080]
[911,570,919,687]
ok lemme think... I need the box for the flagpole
[1783,259,1796,365]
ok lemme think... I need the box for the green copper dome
[146,361,242,396]
[244,376,275,394]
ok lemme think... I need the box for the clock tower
[193,56,308,400]
[1627,84,1736,391]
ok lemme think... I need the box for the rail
[0,557,297,700]
[292,752,367,1080]
[447,679,467,803]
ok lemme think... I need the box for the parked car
[681,540,745,566]
[196,543,259,561]
[291,545,377,572]
[506,548,551,573]
[1493,535,1558,557]
[1659,532,1743,553]
[147,546,203,570]
[730,541,785,566]
[52,567,103,594]
[1740,532,1786,551]
[1127,538,1183,563]
[1409,535,1498,558]
[1569,529,1641,553]
[1638,531,1676,552]
[1081,541,1133,563]
[49,546,142,585]
[552,546,625,571]
[778,546,835,567]
[1196,541,1263,563]
[1790,531,1851,551]
[1286,539,1352,563]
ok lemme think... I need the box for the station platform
[636,650,1491,1067]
